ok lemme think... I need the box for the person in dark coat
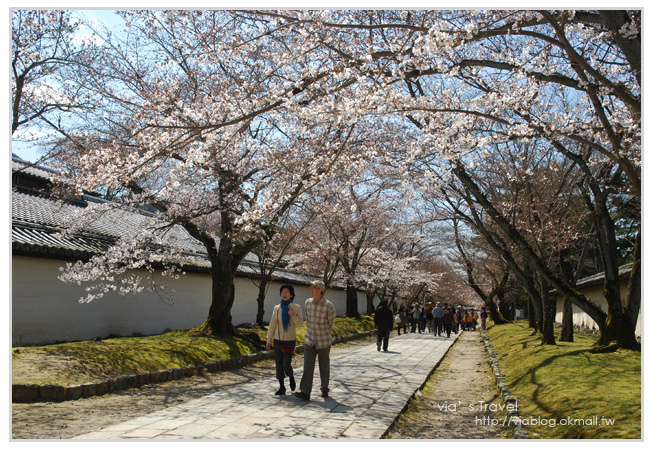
[443,306,454,338]
[374,300,394,352]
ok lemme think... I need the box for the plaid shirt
[304,297,336,349]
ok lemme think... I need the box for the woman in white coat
[266,284,304,395]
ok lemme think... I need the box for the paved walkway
[74,331,460,440]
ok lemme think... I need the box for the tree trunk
[187,228,259,336]
[540,278,556,345]
[255,278,269,325]
[618,237,641,350]
[202,255,238,335]
[597,313,640,350]
[587,184,640,349]
[345,280,359,317]
[366,289,376,315]
[560,298,574,342]
[485,296,509,325]
[527,296,537,331]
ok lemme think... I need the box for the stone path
[74,331,460,439]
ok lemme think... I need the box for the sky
[10,9,129,164]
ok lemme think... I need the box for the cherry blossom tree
[25,9,640,347]
[249,211,315,325]
[355,248,436,308]
[286,173,403,316]
[296,9,641,348]
[52,10,379,335]
[11,9,104,166]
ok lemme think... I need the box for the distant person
[443,306,454,338]
[374,300,394,352]
[397,304,408,335]
[266,284,303,395]
[425,305,434,333]
[432,302,444,336]
[294,280,336,401]
[465,310,477,331]
[453,306,460,334]
[481,306,488,330]
[411,303,421,333]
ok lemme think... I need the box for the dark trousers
[444,323,452,337]
[433,318,442,335]
[273,339,295,380]
[377,328,390,351]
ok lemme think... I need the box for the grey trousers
[299,344,331,396]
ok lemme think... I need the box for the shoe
[321,391,329,398]
[377,344,381,351]
[275,388,286,395]
[289,377,296,391]
[383,349,388,352]
[294,391,310,401]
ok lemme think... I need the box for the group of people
[391,302,489,338]
[265,280,335,401]
[266,281,490,398]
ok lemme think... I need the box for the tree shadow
[506,347,633,418]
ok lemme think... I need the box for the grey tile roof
[573,263,634,290]
[549,263,635,296]
[12,154,60,181]
[12,184,311,284]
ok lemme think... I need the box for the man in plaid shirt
[294,280,336,401]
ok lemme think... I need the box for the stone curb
[480,329,529,439]
[12,330,375,404]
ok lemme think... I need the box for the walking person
[480,306,488,330]
[419,309,427,333]
[432,302,444,336]
[374,299,394,352]
[425,304,434,333]
[397,304,408,335]
[406,305,413,332]
[266,284,304,395]
[443,305,454,338]
[411,303,421,333]
[294,280,336,401]
[466,309,477,330]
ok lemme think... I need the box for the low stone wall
[480,329,529,439]
[12,330,374,403]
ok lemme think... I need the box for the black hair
[279,284,295,299]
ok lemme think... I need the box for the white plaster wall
[12,256,366,346]
[555,281,640,337]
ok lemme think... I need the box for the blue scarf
[281,298,293,332]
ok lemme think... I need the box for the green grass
[486,321,641,439]
[12,315,375,387]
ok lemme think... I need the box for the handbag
[395,313,402,324]
[280,342,295,354]
[276,306,295,355]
